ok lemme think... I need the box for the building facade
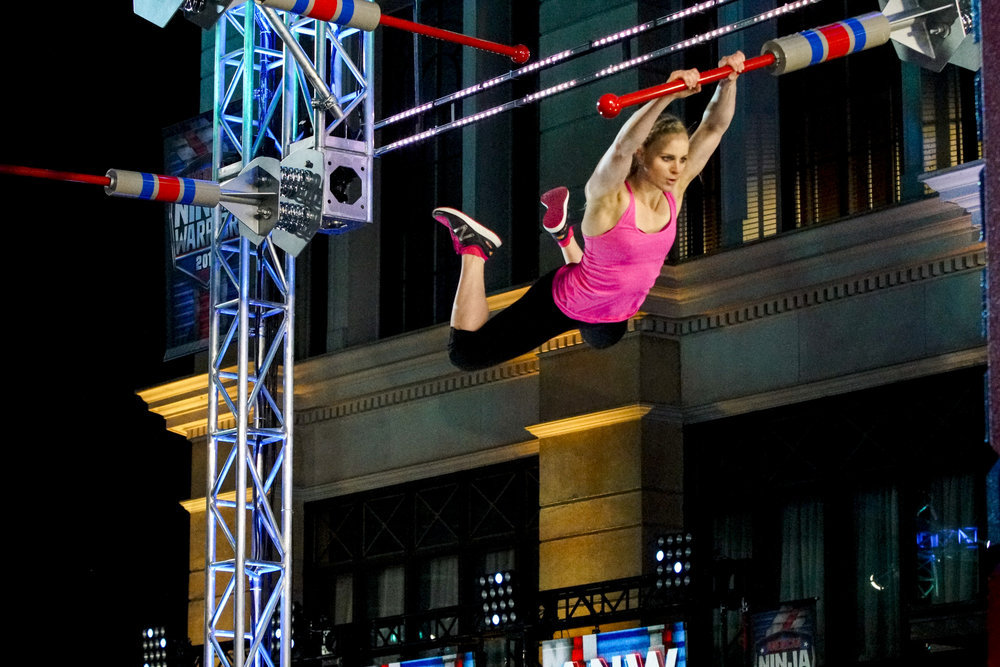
[141,0,996,664]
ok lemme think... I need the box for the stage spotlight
[653,533,695,597]
[141,626,168,667]
[268,606,297,656]
[477,570,518,629]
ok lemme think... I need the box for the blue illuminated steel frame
[204,4,373,667]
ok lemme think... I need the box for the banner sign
[372,652,475,667]
[542,624,687,667]
[161,113,237,359]
[750,600,816,667]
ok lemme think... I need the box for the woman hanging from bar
[433,50,746,371]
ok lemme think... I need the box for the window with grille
[742,113,780,244]
[303,458,539,663]
[920,66,981,179]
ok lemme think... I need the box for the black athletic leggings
[448,268,628,371]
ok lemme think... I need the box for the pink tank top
[552,182,677,323]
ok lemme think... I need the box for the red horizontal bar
[378,13,530,64]
[0,163,111,186]
[597,52,776,118]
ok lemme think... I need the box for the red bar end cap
[597,93,621,118]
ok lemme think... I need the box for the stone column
[530,331,684,590]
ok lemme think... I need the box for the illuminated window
[741,114,779,244]
[920,67,980,183]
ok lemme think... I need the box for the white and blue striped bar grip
[105,169,221,206]
[762,12,890,75]
[257,0,382,31]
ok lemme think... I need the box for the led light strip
[375,0,820,156]
[375,0,735,130]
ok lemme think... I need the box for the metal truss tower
[204,4,373,667]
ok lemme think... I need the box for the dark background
[4,4,203,662]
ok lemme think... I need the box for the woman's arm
[585,68,702,203]
[676,51,745,195]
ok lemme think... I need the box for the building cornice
[649,197,980,312]
[296,354,539,425]
[137,371,233,438]
[642,242,986,337]
[526,404,653,438]
[919,159,986,219]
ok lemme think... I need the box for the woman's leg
[541,186,583,264]
[448,269,575,370]
[451,254,490,330]
[558,233,584,265]
[433,207,502,331]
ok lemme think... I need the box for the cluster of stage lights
[375,0,820,156]
[278,164,323,234]
[269,607,297,655]
[479,571,518,628]
[655,533,694,592]
[141,627,168,667]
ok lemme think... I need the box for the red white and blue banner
[750,600,816,667]
[371,652,475,667]
[542,624,688,667]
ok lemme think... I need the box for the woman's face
[636,132,689,190]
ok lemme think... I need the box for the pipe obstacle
[259,0,529,63]
[140,0,530,64]
[597,52,777,119]
[375,0,739,131]
[375,0,824,155]
[596,5,967,118]
[0,165,244,207]
[376,12,529,64]
[0,161,287,243]
[6,0,978,234]
[0,5,885,239]
[0,165,112,188]
[0,156,330,256]
[260,0,530,64]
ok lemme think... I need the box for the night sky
[5,4,203,662]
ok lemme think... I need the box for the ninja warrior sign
[164,113,222,284]
[162,113,239,357]
[751,600,816,667]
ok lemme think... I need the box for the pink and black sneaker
[433,207,502,261]
[540,186,573,247]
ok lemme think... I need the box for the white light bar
[523,79,579,104]
[375,0,821,156]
